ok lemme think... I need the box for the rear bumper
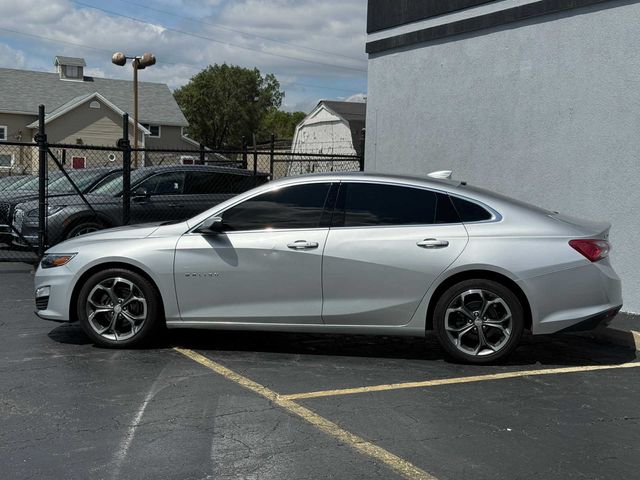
[520,260,623,335]
[558,305,622,333]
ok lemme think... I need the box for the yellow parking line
[174,347,436,480]
[282,362,640,401]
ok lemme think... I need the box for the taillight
[569,239,610,262]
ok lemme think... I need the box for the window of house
[221,183,332,231]
[142,124,161,138]
[0,153,13,168]
[0,126,7,141]
[65,65,78,77]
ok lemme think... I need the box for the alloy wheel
[444,289,513,357]
[85,277,148,341]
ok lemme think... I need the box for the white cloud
[0,43,26,69]
[0,0,367,104]
[345,93,367,103]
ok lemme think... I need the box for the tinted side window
[451,196,493,222]
[222,183,331,231]
[435,193,460,224]
[335,183,438,227]
[139,172,185,195]
[185,172,224,194]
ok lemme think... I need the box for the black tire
[433,279,524,364]
[77,268,163,348]
[66,221,104,239]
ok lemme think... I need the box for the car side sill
[165,321,425,337]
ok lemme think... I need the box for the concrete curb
[587,326,640,351]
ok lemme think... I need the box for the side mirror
[196,216,224,234]
[133,187,150,199]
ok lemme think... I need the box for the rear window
[450,196,493,222]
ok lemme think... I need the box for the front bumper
[34,263,75,322]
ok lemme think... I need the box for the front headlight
[27,205,67,218]
[40,253,76,269]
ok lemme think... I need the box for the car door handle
[287,240,319,250]
[417,238,449,249]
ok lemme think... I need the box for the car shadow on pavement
[48,323,638,367]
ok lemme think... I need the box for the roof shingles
[0,68,187,126]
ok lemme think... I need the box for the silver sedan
[34,173,622,363]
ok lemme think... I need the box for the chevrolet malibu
[34,173,622,363]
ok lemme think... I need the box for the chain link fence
[0,107,364,263]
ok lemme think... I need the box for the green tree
[258,110,306,142]
[174,64,284,148]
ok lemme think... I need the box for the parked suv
[0,168,122,246]
[13,165,269,246]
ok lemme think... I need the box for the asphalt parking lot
[1,263,639,480]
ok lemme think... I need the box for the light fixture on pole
[112,52,156,168]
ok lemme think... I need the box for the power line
[73,1,368,74]
[117,0,366,64]
[0,27,365,94]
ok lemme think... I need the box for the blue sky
[0,0,368,112]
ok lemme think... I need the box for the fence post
[120,114,131,226]
[199,143,205,165]
[36,105,47,257]
[269,134,275,179]
[359,128,366,172]
[252,136,258,182]
[241,136,248,170]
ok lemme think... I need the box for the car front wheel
[77,268,163,348]
[433,279,524,363]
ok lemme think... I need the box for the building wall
[0,113,38,175]
[366,0,640,312]
[45,101,141,147]
[145,125,197,150]
[292,107,358,156]
[0,113,37,142]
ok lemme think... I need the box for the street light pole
[132,57,139,168]
[112,52,156,169]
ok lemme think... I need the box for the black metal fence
[0,105,364,263]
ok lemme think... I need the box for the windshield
[91,170,147,196]
[14,172,64,191]
[47,170,111,193]
[1,176,32,191]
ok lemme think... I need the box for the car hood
[17,193,116,211]
[47,222,164,252]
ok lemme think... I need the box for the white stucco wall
[366,0,640,312]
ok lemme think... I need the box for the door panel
[174,230,329,323]
[322,226,468,326]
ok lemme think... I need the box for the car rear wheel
[433,279,524,363]
[77,268,163,348]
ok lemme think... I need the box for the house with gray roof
[0,56,195,173]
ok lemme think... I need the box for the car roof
[132,165,269,177]
[270,171,462,189]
